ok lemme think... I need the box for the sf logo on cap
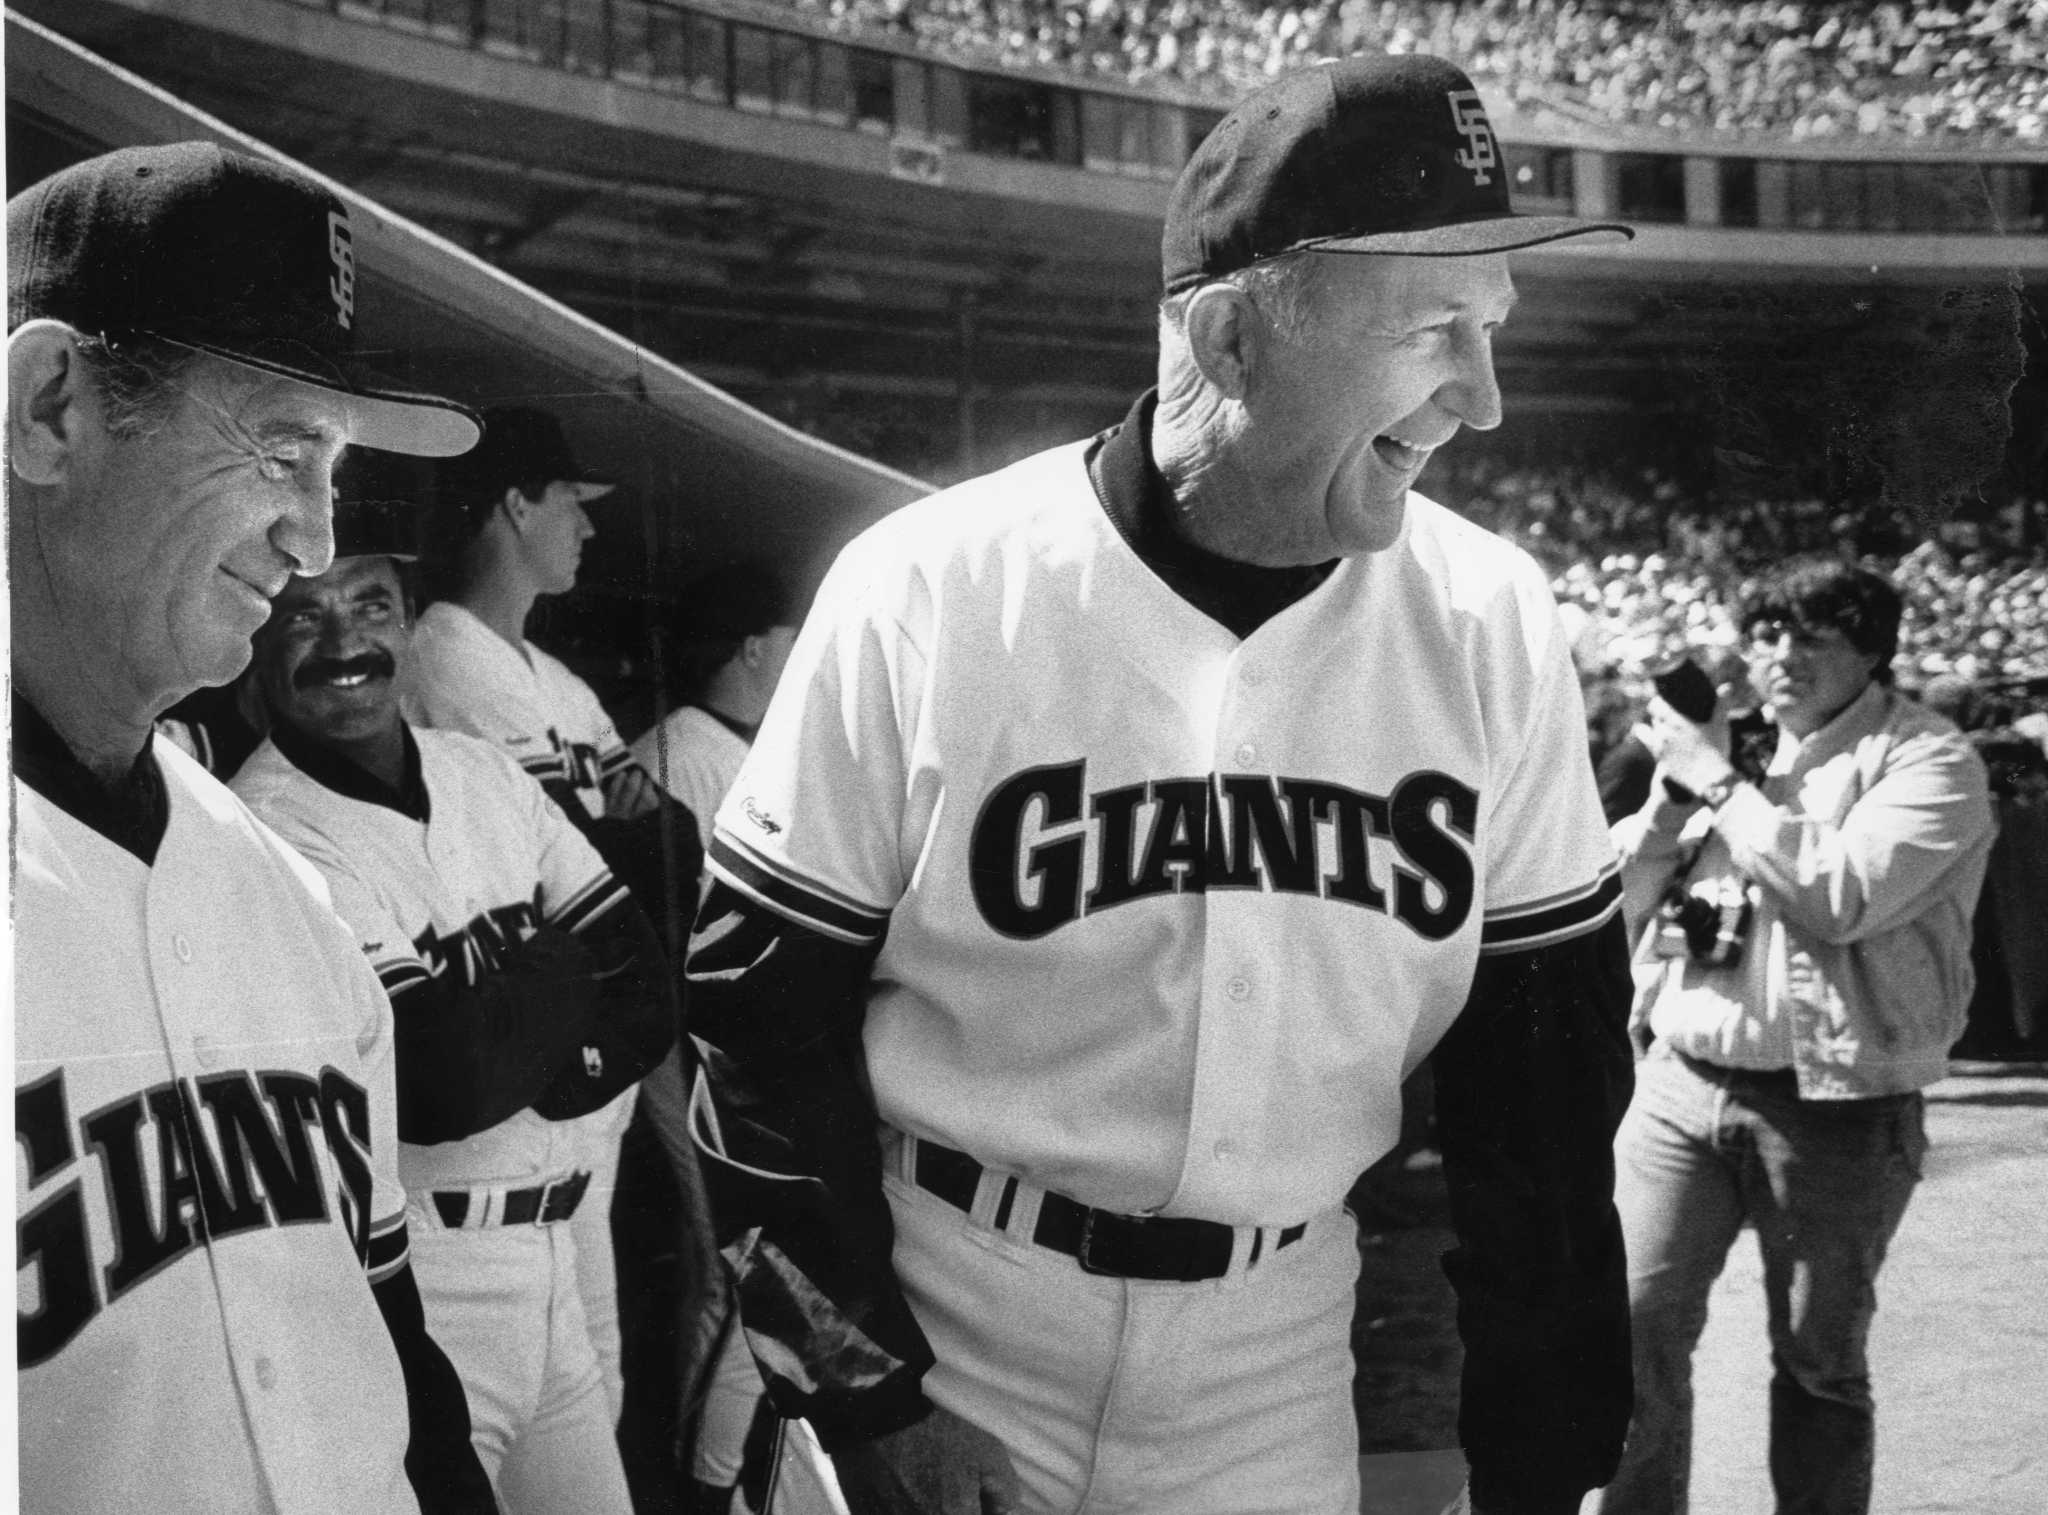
[1447,90,1497,186]
[327,210,356,331]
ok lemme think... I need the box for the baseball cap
[1162,54,1631,293]
[7,142,479,458]
[437,406,616,530]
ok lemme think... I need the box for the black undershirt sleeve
[684,879,936,1451]
[369,1261,500,1513]
[387,898,672,1141]
[1432,913,1636,1514]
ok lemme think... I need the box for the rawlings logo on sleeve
[968,760,1478,942]
[741,797,783,836]
[16,1064,377,1367]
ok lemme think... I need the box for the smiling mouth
[223,568,282,604]
[1372,435,1431,471]
[297,654,395,691]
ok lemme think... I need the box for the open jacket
[1615,680,1994,1097]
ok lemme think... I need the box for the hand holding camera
[1634,658,1740,803]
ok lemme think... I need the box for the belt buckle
[537,1171,586,1225]
[1075,1207,1143,1277]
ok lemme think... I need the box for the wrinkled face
[55,352,349,702]
[1226,252,1514,564]
[518,480,597,594]
[253,554,410,749]
[1747,619,1881,737]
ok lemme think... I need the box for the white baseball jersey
[231,727,628,1197]
[708,441,1621,1226]
[15,741,419,1515]
[402,599,631,823]
[630,704,750,860]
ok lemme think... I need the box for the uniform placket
[145,857,292,1492]
[1183,649,1273,1201]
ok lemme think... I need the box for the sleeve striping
[600,744,634,776]
[551,872,629,934]
[377,961,433,998]
[365,1214,410,1283]
[1479,868,1623,955]
[707,833,889,946]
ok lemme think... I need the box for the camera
[1650,657,1719,724]
[1653,881,1753,966]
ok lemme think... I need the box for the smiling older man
[9,143,490,1514]
[683,55,1639,1515]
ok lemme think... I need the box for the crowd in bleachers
[1431,456,2048,693]
[778,0,2046,140]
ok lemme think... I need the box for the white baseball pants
[408,1207,634,1515]
[568,1088,638,1425]
[881,1163,1361,1515]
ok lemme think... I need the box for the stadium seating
[775,0,2046,141]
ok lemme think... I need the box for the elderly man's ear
[8,320,95,487]
[1181,283,1263,402]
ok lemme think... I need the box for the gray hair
[72,332,199,440]
[1158,251,1326,345]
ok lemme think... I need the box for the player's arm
[684,875,937,1451]
[335,911,498,1513]
[1439,581,1635,1514]
[1433,914,1635,1515]
[575,801,708,960]
[523,777,679,1119]
[601,747,663,819]
[377,926,620,1142]
[369,1259,500,1513]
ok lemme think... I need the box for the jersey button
[193,1036,222,1068]
[173,933,193,964]
[1234,742,1258,767]
[254,1356,277,1390]
[1226,976,1252,1001]
[1213,1139,1237,1160]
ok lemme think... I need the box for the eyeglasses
[1748,620,1853,654]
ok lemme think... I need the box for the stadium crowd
[1433,457,2048,688]
[778,0,2046,139]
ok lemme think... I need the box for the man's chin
[285,688,400,744]
[1332,494,1407,556]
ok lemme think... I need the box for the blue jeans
[1587,1044,1927,1515]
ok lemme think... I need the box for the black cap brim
[1300,213,1634,257]
[179,338,480,458]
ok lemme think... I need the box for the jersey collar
[1085,389,1338,640]
[11,690,169,864]
[269,717,432,822]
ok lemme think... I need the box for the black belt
[432,1170,590,1229]
[1673,1050,1800,1094]
[912,1139,1303,1283]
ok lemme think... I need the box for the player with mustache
[233,501,675,1514]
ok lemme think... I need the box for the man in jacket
[1598,555,1994,1514]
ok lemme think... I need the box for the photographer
[1594,556,1995,1515]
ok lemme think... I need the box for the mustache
[294,650,396,689]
